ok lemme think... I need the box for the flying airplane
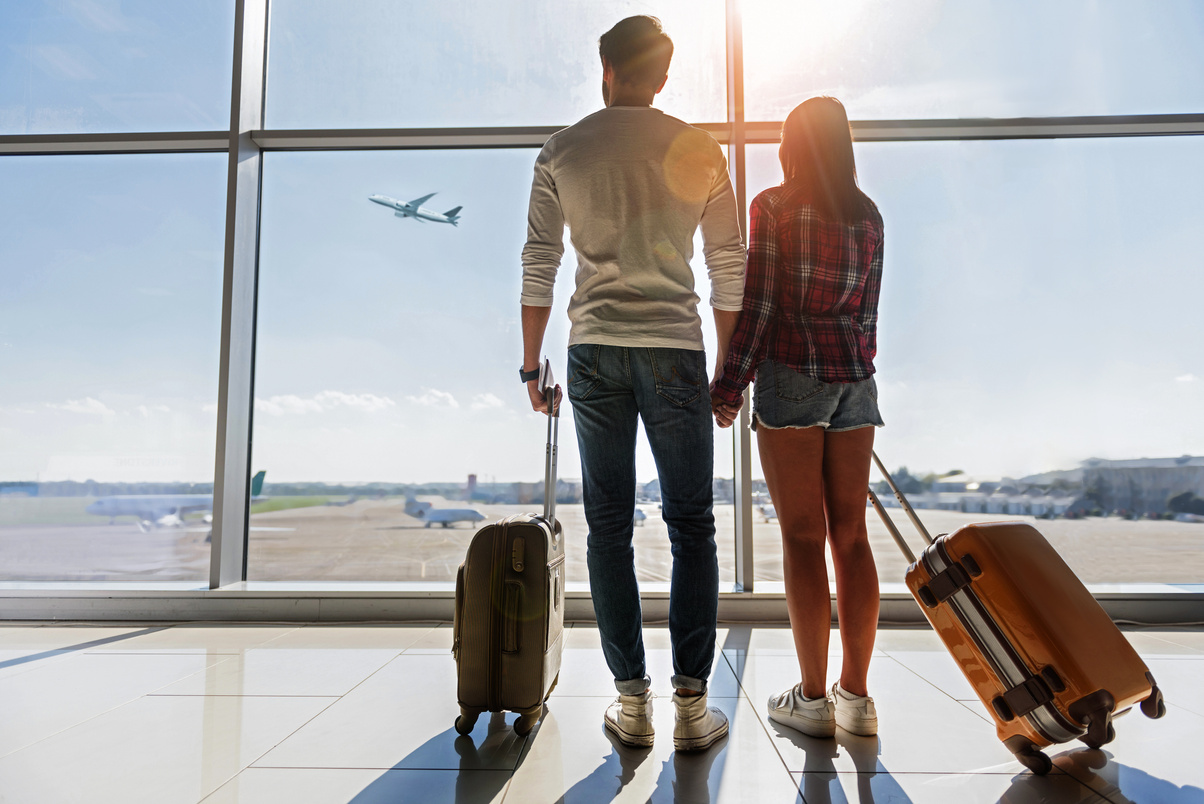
[404,497,486,528]
[369,193,462,226]
[86,471,268,532]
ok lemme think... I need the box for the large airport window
[0,1,235,135]
[264,0,726,129]
[249,149,738,584]
[0,154,227,582]
[741,0,1204,122]
[743,137,1204,585]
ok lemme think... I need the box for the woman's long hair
[779,97,873,224]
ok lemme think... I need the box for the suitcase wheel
[1005,736,1052,776]
[1016,748,1052,776]
[514,712,540,736]
[1140,686,1167,720]
[455,709,481,736]
[1080,720,1115,750]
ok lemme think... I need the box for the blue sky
[1,0,1202,484]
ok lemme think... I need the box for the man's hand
[710,385,743,429]
[528,380,563,415]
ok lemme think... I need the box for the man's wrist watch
[519,366,540,383]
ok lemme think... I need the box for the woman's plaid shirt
[712,183,884,406]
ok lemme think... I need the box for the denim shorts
[752,360,885,432]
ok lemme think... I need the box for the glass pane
[0,1,235,135]
[744,137,1204,584]
[0,154,226,581]
[251,150,736,584]
[265,0,726,128]
[743,0,1204,121]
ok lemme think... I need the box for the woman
[711,96,884,738]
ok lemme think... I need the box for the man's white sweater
[521,106,745,351]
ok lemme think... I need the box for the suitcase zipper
[923,540,1081,744]
[487,520,508,711]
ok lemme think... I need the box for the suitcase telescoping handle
[867,450,934,565]
[538,357,559,524]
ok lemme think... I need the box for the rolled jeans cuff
[615,675,652,696]
[671,674,707,693]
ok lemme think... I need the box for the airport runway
[2,497,1201,584]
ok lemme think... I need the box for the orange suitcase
[869,452,1166,775]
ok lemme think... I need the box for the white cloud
[1175,374,1198,383]
[255,390,397,416]
[314,390,395,412]
[135,404,172,417]
[48,397,115,416]
[201,403,218,414]
[256,395,325,416]
[471,393,506,411]
[407,388,460,409]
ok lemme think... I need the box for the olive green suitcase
[452,361,565,736]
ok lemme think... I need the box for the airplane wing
[407,193,436,208]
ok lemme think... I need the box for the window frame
[1,0,1202,619]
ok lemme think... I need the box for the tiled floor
[0,623,1200,803]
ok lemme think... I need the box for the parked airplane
[86,471,268,532]
[403,497,486,528]
[369,193,462,226]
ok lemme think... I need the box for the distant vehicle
[370,193,462,226]
[759,503,777,522]
[633,508,647,527]
[404,497,486,528]
[86,471,268,532]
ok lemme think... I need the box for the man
[519,16,745,751]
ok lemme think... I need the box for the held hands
[709,383,743,429]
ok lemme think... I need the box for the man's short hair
[599,16,673,90]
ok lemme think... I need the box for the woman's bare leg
[758,426,829,699]
[822,426,879,697]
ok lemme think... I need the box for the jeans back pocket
[649,348,703,407]
[772,363,826,402]
[566,344,602,401]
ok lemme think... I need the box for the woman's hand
[710,386,743,428]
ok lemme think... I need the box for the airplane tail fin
[444,206,462,219]
[251,470,266,497]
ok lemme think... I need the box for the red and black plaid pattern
[713,183,884,406]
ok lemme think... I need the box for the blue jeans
[566,344,719,695]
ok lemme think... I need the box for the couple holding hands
[520,15,884,750]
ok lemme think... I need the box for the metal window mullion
[726,0,754,593]
[210,0,269,589]
[0,132,229,156]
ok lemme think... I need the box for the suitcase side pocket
[452,562,466,661]
[546,555,566,651]
[503,580,523,653]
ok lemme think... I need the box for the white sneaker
[831,682,878,736]
[604,689,655,748]
[673,691,729,751]
[767,684,835,738]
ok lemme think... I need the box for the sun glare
[741,0,873,95]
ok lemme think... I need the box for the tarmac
[1,497,1202,585]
